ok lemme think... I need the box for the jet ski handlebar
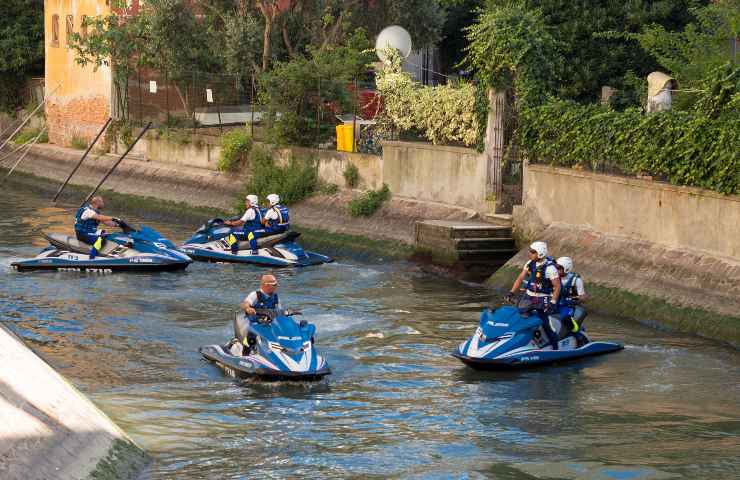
[251,308,302,324]
[113,218,135,234]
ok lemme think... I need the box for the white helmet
[246,194,258,205]
[267,193,280,206]
[529,241,548,259]
[556,256,573,273]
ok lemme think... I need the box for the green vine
[473,81,489,152]
[518,64,740,195]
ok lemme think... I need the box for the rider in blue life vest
[506,241,563,350]
[239,274,281,353]
[262,194,290,234]
[224,194,263,254]
[556,256,589,346]
[74,196,120,259]
[240,274,282,316]
[242,194,290,255]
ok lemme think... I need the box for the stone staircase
[414,219,519,274]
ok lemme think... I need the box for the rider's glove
[504,292,516,304]
[112,217,121,224]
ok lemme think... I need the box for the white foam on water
[309,312,370,334]
[365,332,384,339]
[397,326,421,335]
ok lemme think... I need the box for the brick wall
[46,96,110,146]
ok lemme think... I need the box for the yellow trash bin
[336,124,354,152]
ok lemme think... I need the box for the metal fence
[119,67,387,154]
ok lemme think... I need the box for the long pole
[0,83,61,154]
[316,76,321,147]
[82,122,151,206]
[3,126,47,180]
[53,117,112,202]
[0,136,34,164]
[250,73,255,138]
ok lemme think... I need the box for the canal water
[1,183,739,479]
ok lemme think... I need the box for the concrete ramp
[0,324,148,480]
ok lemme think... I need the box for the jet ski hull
[180,226,333,267]
[11,251,191,272]
[179,246,330,267]
[452,341,624,370]
[199,344,331,381]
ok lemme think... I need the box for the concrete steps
[414,220,519,278]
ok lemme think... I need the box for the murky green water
[1,183,739,479]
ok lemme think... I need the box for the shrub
[70,135,88,150]
[13,127,47,144]
[218,129,252,172]
[375,48,479,147]
[240,146,318,207]
[319,182,340,195]
[348,184,391,217]
[343,163,359,188]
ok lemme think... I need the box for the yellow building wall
[45,0,112,146]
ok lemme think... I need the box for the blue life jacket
[253,290,280,309]
[244,206,264,230]
[526,256,556,295]
[75,205,100,234]
[558,272,581,306]
[267,204,290,228]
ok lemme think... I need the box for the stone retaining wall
[0,324,148,480]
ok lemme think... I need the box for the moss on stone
[4,169,414,260]
[88,439,149,480]
[295,223,414,260]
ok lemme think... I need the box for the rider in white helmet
[555,256,588,346]
[507,241,562,349]
[224,194,263,254]
[555,257,587,303]
[262,193,290,234]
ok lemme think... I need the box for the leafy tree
[258,28,373,144]
[464,3,562,105]
[0,0,43,110]
[72,0,219,117]
[619,0,740,88]
[485,0,706,102]
[71,14,149,119]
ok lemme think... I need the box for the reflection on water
[1,184,739,479]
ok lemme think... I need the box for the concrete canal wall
[490,163,740,346]
[3,143,481,247]
[113,136,489,213]
[0,324,147,480]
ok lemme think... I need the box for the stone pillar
[484,89,507,212]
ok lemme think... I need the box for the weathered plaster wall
[382,141,489,212]
[522,164,740,260]
[45,0,112,146]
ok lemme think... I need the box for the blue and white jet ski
[179,218,333,267]
[11,220,192,272]
[199,309,331,381]
[453,300,623,369]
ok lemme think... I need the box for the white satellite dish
[375,25,412,62]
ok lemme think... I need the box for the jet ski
[199,309,331,381]
[11,220,192,272]
[179,218,333,267]
[453,299,623,369]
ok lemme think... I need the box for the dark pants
[519,295,560,350]
[75,230,104,259]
